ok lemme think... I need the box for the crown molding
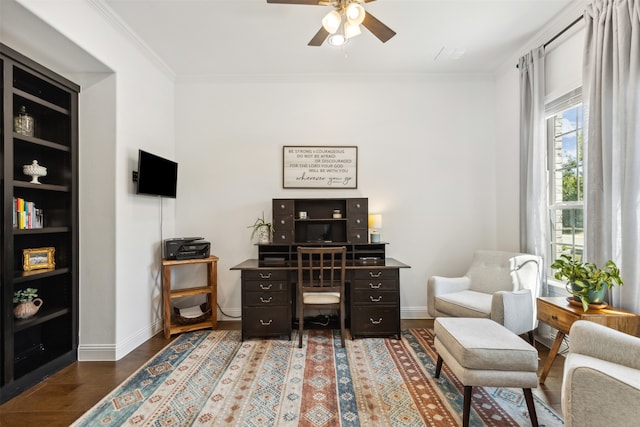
[176,72,495,85]
[87,0,176,81]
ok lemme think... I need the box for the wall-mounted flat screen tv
[136,149,178,198]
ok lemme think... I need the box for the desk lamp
[368,214,382,243]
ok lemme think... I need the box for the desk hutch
[231,198,410,341]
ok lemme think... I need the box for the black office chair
[296,246,347,348]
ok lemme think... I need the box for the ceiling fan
[266,0,396,47]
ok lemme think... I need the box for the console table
[537,296,640,383]
[230,257,410,341]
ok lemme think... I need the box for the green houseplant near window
[550,254,623,311]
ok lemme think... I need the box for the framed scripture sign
[283,146,357,189]
[23,247,56,271]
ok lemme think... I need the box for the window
[546,88,584,270]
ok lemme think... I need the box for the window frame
[545,88,584,275]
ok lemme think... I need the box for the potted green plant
[550,254,623,311]
[248,212,274,244]
[13,288,43,319]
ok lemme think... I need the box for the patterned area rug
[72,328,563,426]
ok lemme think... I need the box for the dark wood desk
[231,258,410,341]
[537,296,640,383]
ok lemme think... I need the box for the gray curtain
[519,47,548,266]
[583,0,640,312]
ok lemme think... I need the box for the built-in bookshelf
[1,44,79,403]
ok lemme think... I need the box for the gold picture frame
[23,247,55,271]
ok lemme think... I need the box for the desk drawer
[353,279,398,292]
[537,302,578,333]
[352,269,398,281]
[242,270,288,281]
[351,306,399,337]
[244,291,290,307]
[243,307,291,338]
[351,290,398,305]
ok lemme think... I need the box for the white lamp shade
[322,10,342,34]
[345,3,366,25]
[368,214,382,229]
[344,21,362,39]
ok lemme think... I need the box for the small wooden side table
[537,296,640,383]
[162,256,218,339]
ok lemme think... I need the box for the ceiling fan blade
[266,0,324,5]
[308,27,329,46]
[362,11,396,43]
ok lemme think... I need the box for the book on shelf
[13,197,44,229]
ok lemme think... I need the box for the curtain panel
[583,0,640,312]
[519,47,548,266]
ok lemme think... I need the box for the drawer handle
[280,219,286,224]
[356,234,361,239]
[552,315,558,320]
[369,317,383,325]
[260,296,273,303]
[259,283,273,290]
[259,272,272,279]
[260,319,273,326]
[356,219,362,224]
[369,282,382,289]
[370,295,383,302]
[369,271,382,278]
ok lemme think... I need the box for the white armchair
[562,320,640,427]
[427,250,542,340]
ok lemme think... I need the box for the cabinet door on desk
[346,199,368,243]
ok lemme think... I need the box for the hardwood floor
[0,320,566,426]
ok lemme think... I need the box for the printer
[164,237,210,260]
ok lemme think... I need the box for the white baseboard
[78,319,163,361]
[401,306,430,319]
[216,307,242,321]
[77,343,118,361]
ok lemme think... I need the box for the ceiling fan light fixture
[344,21,361,39]
[328,33,348,47]
[322,10,342,34]
[345,3,365,25]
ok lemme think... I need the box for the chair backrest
[466,250,521,294]
[466,250,543,296]
[297,246,346,294]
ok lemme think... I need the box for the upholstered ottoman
[434,317,539,427]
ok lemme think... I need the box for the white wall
[175,75,498,319]
[5,0,588,361]
[14,0,176,360]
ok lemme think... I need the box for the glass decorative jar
[14,106,34,137]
